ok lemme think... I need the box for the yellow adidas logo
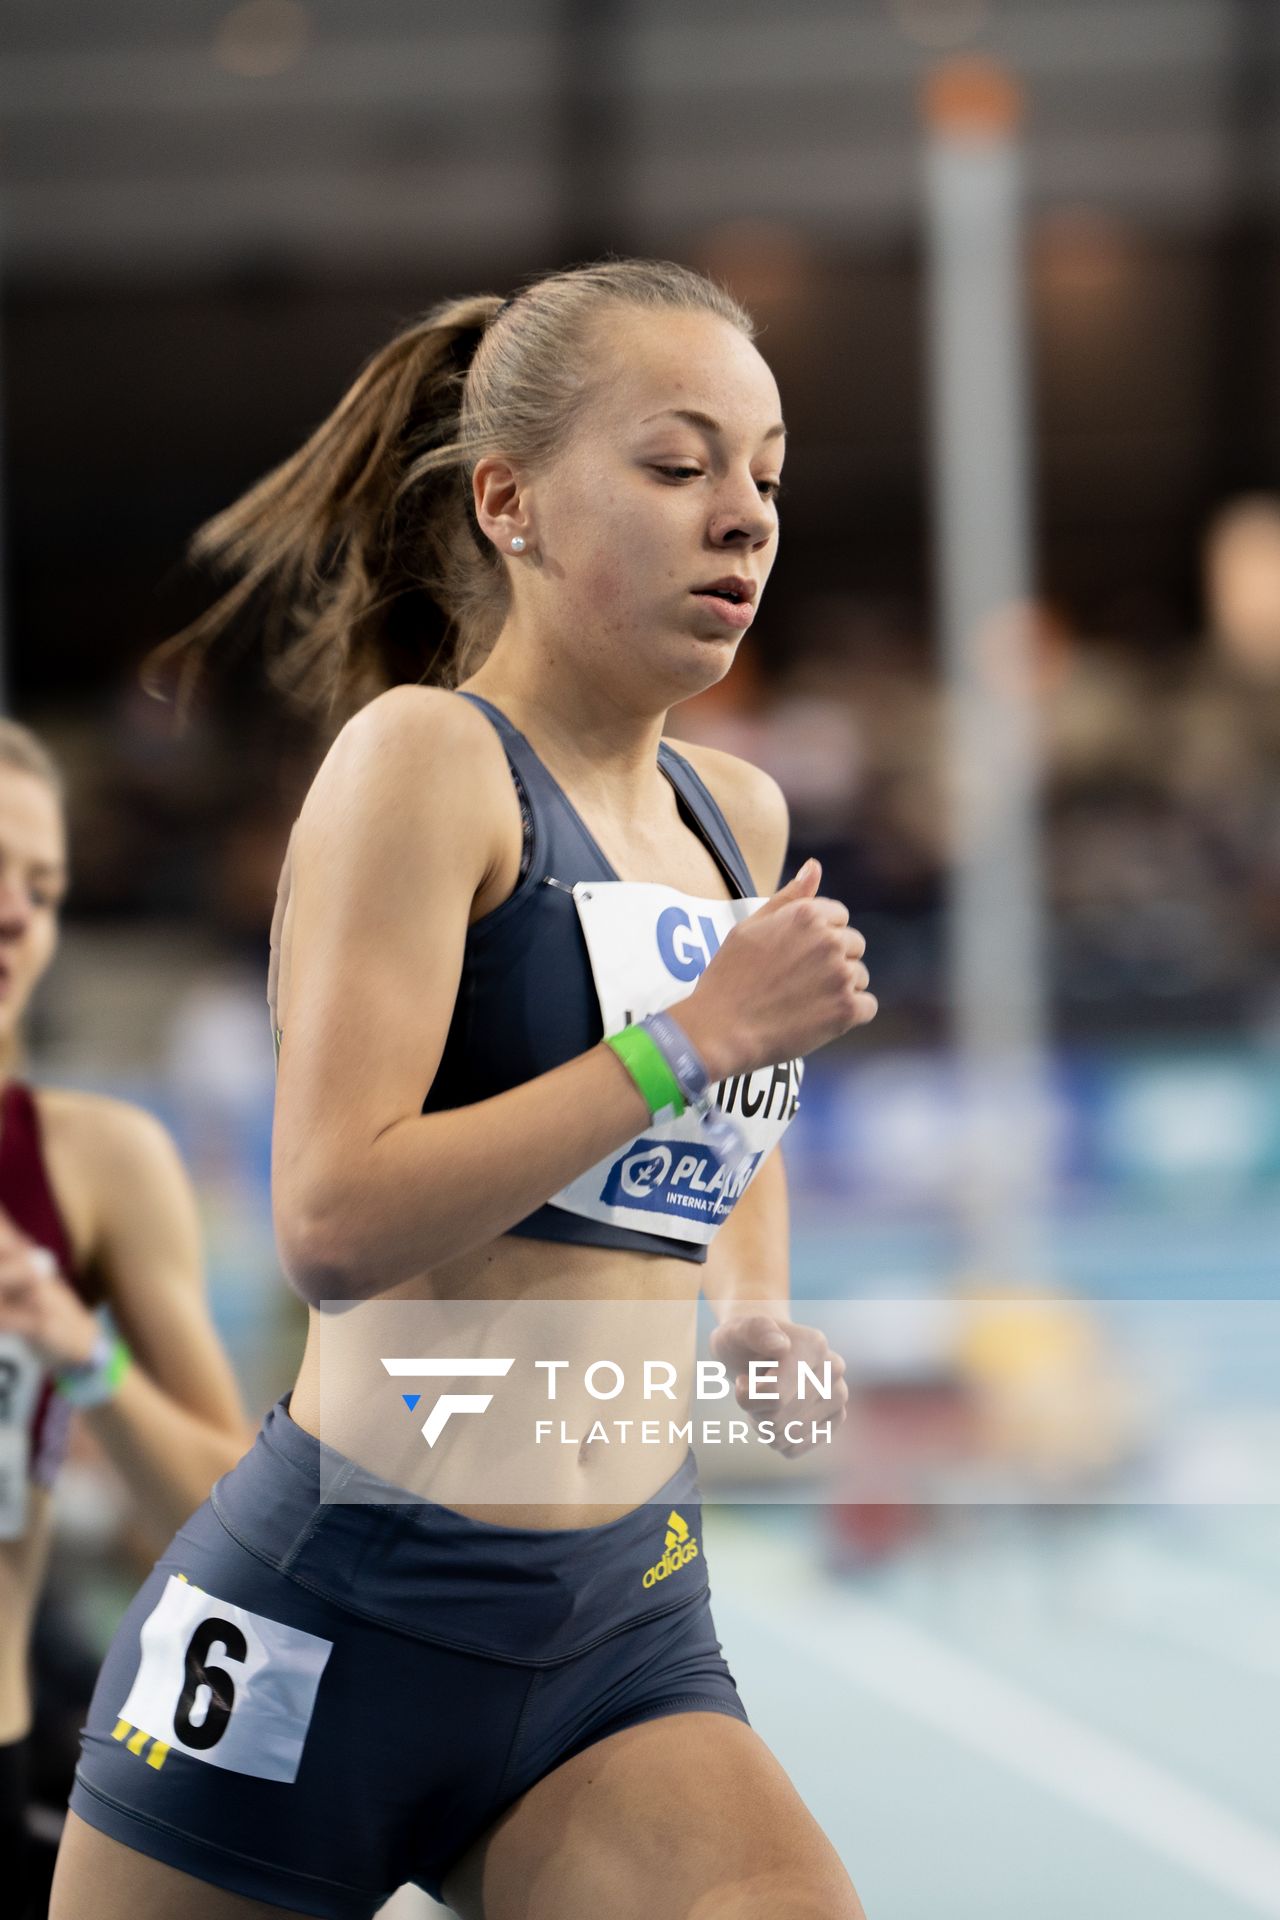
[642,1508,700,1588]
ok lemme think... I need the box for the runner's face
[531,307,785,697]
[0,769,66,1040]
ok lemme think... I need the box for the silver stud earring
[510,537,526,553]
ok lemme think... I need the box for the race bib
[547,881,803,1244]
[117,1574,332,1784]
[0,1336,41,1541]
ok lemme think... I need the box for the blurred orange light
[921,57,1023,140]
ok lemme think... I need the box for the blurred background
[4,0,1279,1915]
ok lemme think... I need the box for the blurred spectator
[1203,495,1280,686]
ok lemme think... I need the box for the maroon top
[0,1080,99,1488]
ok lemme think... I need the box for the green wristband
[604,1023,686,1121]
[54,1332,133,1409]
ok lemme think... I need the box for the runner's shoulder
[32,1086,173,1169]
[298,685,512,849]
[30,1088,182,1258]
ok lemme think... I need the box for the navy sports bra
[422,693,803,1263]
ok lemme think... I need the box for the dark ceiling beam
[1206,0,1280,501]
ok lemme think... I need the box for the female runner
[53,258,877,1919]
[0,719,252,1917]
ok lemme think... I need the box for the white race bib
[117,1574,332,1784]
[0,1336,41,1541]
[547,881,803,1245]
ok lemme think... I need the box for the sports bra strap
[656,743,757,897]
[454,692,572,866]
[456,691,757,898]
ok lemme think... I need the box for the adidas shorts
[68,1395,748,1917]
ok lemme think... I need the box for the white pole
[921,63,1051,1285]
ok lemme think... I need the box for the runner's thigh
[51,1812,300,1920]
[442,1710,867,1920]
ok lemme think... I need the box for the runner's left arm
[70,1101,255,1535]
[699,1138,790,1326]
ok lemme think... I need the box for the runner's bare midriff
[286,1231,709,1527]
